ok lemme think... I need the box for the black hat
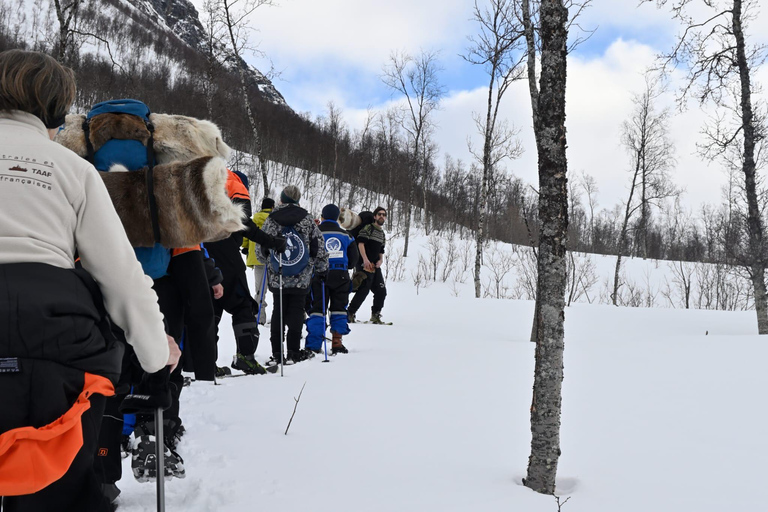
[261,198,275,210]
[321,204,340,221]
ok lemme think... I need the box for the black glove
[270,235,287,253]
[119,367,172,414]
[241,247,248,255]
[315,270,328,282]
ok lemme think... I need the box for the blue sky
[199,0,768,211]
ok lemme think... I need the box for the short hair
[373,206,387,216]
[280,185,301,204]
[0,50,76,128]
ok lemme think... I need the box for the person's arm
[358,242,374,271]
[74,163,169,373]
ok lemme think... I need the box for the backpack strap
[144,121,161,244]
[82,119,95,164]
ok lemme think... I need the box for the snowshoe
[231,353,267,375]
[131,424,186,482]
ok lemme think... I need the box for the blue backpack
[84,99,169,279]
[270,225,310,276]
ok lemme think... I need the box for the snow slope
[114,237,767,512]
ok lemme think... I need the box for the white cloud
[193,0,768,213]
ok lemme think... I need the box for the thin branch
[284,382,307,435]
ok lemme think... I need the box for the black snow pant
[348,267,387,316]
[168,250,218,382]
[1,395,111,512]
[94,276,184,488]
[213,269,260,358]
[270,288,308,357]
[309,270,351,319]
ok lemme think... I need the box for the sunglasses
[377,212,387,217]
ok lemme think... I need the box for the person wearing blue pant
[306,204,359,354]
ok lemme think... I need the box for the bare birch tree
[382,50,445,257]
[213,0,275,197]
[612,75,678,305]
[645,0,768,332]
[465,0,526,298]
[520,0,570,495]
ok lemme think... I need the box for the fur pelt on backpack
[103,156,243,248]
[55,113,232,162]
[338,207,361,231]
[55,113,243,247]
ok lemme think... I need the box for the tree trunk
[475,73,496,298]
[223,0,269,198]
[733,0,768,333]
[524,0,569,496]
[522,0,541,337]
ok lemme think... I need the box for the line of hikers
[0,49,389,511]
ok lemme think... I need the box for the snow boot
[347,312,357,324]
[331,332,348,354]
[369,312,385,324]
[232,353,267,375]
[215,365,232,378]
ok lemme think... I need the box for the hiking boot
[347,312,357,324]
[331,344,348,355]
[232,353,267,375]
[370,312,384,324]
[131,424,186,482]
[331,332,347,354]
[267,355,294,367]
[288,349,315,363]
[165,424,185,451]
[215,366,232,378]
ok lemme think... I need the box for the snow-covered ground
[114,236,768,512]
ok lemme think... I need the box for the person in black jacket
[205,170,285,376]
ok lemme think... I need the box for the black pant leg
[93,392,127,486]
[169,251,218,381]
[371,268,387,314]
[285,293,306,353]
[152,277,184,429]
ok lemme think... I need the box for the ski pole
[322,280,329,363]
[279,253,284,377]
[155,406,165,512]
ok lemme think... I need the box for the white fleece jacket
[0,111,169,373]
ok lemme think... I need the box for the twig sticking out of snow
[284,382,307,435]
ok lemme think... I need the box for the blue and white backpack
[270,225,310,276]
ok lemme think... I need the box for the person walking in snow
[244,197,275,325]
[205,171,286,376]
[347,206,388,324]
[306,204,359,354]
[258,185,328,365]
[0,49,179,511]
